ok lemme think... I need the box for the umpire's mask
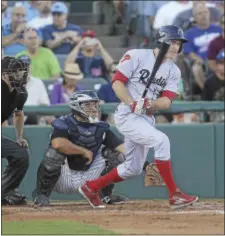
[4,57,29,93]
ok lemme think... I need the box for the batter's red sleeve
[161,90,177,101]
[111,70,128,84]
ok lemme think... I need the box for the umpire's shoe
[33,194,50,207]
[78,183,105,209]
[2,190,27,206]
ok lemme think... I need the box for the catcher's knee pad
[2,149,30,195]
[100,147,125,198]
[154,133,170,161]
[35,147,66,197]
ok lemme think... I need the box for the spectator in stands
[207,14,225,73]
[17,55,50,125]
[95,0,121,35]
[28,1,53,30]
[97,61,119,123]
[202,49,224,101]
[66,30,114,79]
[50,63,83,105]
[43,1,83,54]
[97,62,119,103]
[144,1,166,47]
[183,4,222,91]
[2,0,12,27]
[15,1,40,22]
[18,55,50,106]
[2,5,27,55]
[153,0,192,29]
[173,1,222,30]
[202,49,224,122]
[16,28,61,80]
[120,1,166,48]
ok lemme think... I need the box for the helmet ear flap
[178,43,183,53]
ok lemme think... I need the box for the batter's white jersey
[115,49,181,114]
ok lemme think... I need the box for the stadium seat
[42,77,109,97]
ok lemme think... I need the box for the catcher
[33,90,163,207]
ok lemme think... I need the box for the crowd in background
[1,0,224,125]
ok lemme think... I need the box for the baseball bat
[142,42,170,98]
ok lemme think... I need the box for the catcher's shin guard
[2,149,30,196]
[34,148,66,198]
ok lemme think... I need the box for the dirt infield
[2,199,224,234]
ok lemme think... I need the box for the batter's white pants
[53,153,106,194]
[114,110,171,179]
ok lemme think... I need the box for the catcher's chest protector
[56,115,109,170]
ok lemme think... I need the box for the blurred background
[2,0,224,125]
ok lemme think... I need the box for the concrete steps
[98,36,123,48]
[68,13,99,25]
[81,24,125,36]
[105,48,128,61]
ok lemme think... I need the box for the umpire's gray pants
[1,135,30,195]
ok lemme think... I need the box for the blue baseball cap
[51,2,68,14]
[216,49,225,62]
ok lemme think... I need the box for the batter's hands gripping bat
[142,42,170,98]
[131,42,170,114]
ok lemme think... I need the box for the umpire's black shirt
[1,80,28,124]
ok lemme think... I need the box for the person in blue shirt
[2,1,12,27]
[42,1,83,54]
[2,5,27,55]
[97,62,119,122]
[183,3,222,91]
[2,5,43,56]
[15,1,40,22]
[97,62,120,103]
[65,30,114,79]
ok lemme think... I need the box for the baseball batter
[79,25,199,209]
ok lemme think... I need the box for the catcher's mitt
[101,146,125,169]
[143,161,165,186]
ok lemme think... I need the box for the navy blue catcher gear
[69,90,100,123]
[156,25,188,53]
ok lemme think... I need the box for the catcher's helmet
[2,56,29,92]
[156,25,188,53]
[69,90,100,123]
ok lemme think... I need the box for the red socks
[86,159,177,197]
[155,159,177,197]
[87,167,123,192]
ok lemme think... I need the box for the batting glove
[131,98,152,115]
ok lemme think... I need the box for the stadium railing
[24,101,224,116]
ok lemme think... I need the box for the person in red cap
[65,30,114,80]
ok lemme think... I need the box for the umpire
[2,56,30,205]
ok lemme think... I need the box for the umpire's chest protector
[52,115,110,170]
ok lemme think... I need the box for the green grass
[2,220,116,235]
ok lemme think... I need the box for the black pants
[1,135,30,196]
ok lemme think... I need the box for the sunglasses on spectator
[110,70,117,74]
[52,12,63,16]
[15,13,25,17]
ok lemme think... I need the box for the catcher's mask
[2,56,29,93]
[69,90,100,123]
